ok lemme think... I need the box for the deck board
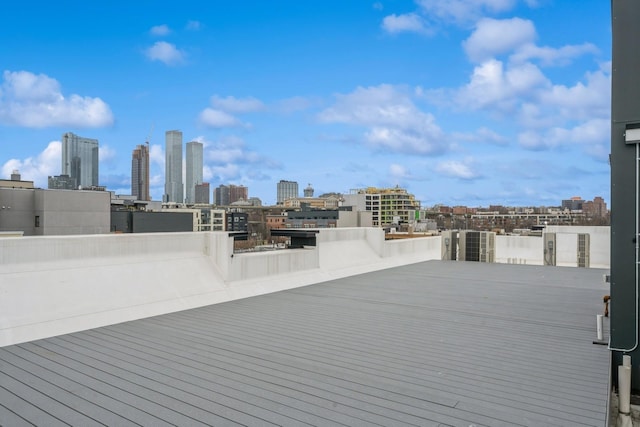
[0,261,610,426]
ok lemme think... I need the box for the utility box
[543,233,556,266]
[441,230,458,261]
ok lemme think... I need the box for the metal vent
[577,233,590,268]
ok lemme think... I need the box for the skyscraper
[61,132,99,189]
[277,180,298,204]
[214,184,229,206]
[185,141,203,204]
[164,130,183,203]
[131,144,150,201]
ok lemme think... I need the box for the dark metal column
[611,0,640,389]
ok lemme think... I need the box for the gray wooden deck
[0,261,610,426]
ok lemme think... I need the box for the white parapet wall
[495,235,543,265]
[0,228,442,347]
[492,226,609,268]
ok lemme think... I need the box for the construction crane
[145,123,154,145]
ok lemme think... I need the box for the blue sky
[0,0,611,207]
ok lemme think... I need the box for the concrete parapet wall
[495,235,543,265]
[229,248,319,282]
[0,227,441,347]
[493,226,610,268]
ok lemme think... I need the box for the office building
[214,184,229,206]
[195,182,210,204]
[61,132,99,189]
[164,130,183,203]
[131,144,150,201]
[186,141,203,204]
[277,180,298,204]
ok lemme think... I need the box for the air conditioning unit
[458,231,495,263]
[577,233,590,268]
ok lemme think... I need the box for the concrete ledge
[0,228,442,347]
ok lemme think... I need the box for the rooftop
[0,260,609,426]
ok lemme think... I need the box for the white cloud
[454,127,508,146]
[511,43,599,67]
[435,159,480,180]
[518,118,609,158]
[149,144,164,167]
[0,70,114,128]
[382,13,431,35]
[150,25,171,36]
[539,67,610,121]
[463,18,536,63]
[1,141,61,187]
[186,20,202,31]
[145,41,185,66]
[417,0,517,26]
[389,163,410,180]
[318,84,446,155]
[453,59,549,112]
[198,109,244,128]
[99,145,117,165]
[210,95,265,113]
[274,96,313,113]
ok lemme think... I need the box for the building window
[35,216,40,227]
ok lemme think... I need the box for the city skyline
[0,1,611,206]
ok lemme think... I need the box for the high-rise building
[61,132,99,189]
[195,182,210,204]
[185,141,203,204]
[277,180,298,204]
[131,144,150,201]
[229,184,248,204]
[214,184,229,206]
[164,130,183,203]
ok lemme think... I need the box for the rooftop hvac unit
[577,233,590,268]
[458,231,495,263]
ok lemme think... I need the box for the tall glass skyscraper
[164,130,183,203]
[61,132,99,189]
[131,144,150,201]
[185,141,203,204]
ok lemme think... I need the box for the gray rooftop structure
[0,261,609,426]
